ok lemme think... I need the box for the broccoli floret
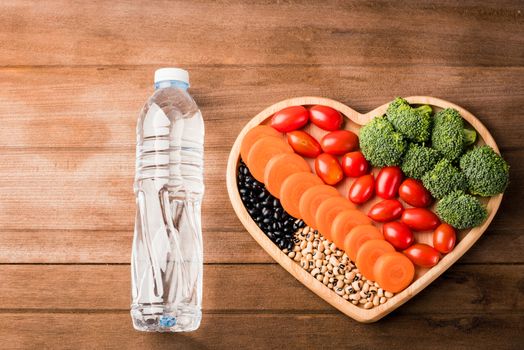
[422,159,467,199]
[401,143,442,179]
[386,97,432,143]
[459,145,509,196]
[431,108,468,161]
[463,128,477,147]
[436,191,487,229]
[359,116,407,167]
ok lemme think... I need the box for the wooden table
[0,1,522,349]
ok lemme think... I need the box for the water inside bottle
[131,82,204,332]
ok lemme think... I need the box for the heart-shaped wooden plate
[226,96,503,323]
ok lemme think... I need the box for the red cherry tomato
[401,208,440,231]
[382,221,414,250]
[309,105,343,131]
[368,199,404,222]
[341,151,369,177]
[433,223,456,254]
[286,130,321,158]
[270,106,309,132]
[315,153,344,185]
[348,174,375,204]
[375,166,403,199]
[320,130,359,155]
[403,243,440,268]
[399,178,433,208]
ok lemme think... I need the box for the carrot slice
[299,185,341,229]
[247,136,293,182]
[374,252,415,293]
[315,197,356,241]
[240,125,281,162]
[343,225,383,262]
[279,172,323,219]
[264,153,310,198]
[331,210,372,250]
[356,239,395,281]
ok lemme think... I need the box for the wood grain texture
[0,147,521,263]
[0,0,522,67]
[0,223,521,264]
[0,313,522,350]
[0,264,521,313]
[0,0,523,346]
[1,66,523,149]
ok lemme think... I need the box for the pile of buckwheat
[283,224,393,309]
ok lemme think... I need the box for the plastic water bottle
[131,68,204,332]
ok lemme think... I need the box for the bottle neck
[154,80,189,90]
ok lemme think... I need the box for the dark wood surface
[0,1,522,349]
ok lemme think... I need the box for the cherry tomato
[270,106,309,132]
[383,221,414,250]
[403,243,440,268]
[399,178,432,208]
[341,151,369,177]
[286,130,321,158]
[348,174,375,204]
[375,166,403,199]
[368,199,404,222]
[401,208,440,231]
[309,105,343,131]
[320,130,359,155]
[315,153,344,185]
[433,223,456,254]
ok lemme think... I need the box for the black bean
[237,164,294,249]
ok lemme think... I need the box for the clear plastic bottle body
[131,80,204,332]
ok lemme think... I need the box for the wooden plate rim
[226,96,503,323]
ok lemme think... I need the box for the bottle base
[131,305,201,332]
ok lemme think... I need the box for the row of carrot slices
[240,124,414,293]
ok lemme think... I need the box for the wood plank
[0,66,523,150]
[0,230,270,264]
[0,223,521,264]
[0,148,521,263]
[0,265,521,313]
[0,148,520,231]
[0,312,521,350]
[0,1,522,67]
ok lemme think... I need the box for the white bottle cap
[154,68,190,86]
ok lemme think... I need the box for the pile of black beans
[237,160,304,250]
